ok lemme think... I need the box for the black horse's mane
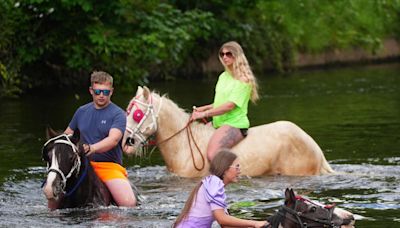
[266,208,286,228]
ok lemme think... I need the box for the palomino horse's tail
[320,156,335,174]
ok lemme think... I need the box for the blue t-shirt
[68,102,126,164]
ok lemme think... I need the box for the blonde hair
[90,71,113,86]
[218,41,259,103]
[173,150,237,227]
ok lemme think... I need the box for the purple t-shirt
[68,102,126,164]
[177,175,228,228]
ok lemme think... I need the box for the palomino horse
[123,86,334,178]
[42,128,112,209]
[266,188,355,227]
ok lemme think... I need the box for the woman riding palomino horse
[122,86,334,178]
[191,41,259,162]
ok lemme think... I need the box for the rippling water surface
[0,63,399,227]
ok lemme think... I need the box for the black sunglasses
[219,51,233,58]
[93,89,111,96]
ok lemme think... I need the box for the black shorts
[240,128,248,137]
[210,121,248,138]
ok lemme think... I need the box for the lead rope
[64,156,88,197]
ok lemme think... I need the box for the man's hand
[82,144,95,156]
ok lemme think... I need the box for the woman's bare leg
[206,125,243,161]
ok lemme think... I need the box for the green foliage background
[1,0,399,97]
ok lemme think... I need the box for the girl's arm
[213,209,267,228]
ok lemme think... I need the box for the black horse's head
[42,127,82,201]
[267,188,355,228]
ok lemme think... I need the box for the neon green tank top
[212,71,251,129]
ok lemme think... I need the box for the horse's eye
[310,206,317,212]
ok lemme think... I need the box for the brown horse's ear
[285,188,296,206]
[46,126,58,139]
[290,189,296,199]
[143,86,151,100]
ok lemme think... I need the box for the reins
[277,204,339,228]
[64,156,88,197]
[152,117,206,171]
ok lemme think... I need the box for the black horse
[266,188,355,228]
[42,128,112,209]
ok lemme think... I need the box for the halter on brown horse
[266,189,355,228]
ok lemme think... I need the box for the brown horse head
[267,188,355,228]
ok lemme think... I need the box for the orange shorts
[90,161,128,182]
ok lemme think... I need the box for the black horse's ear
[70,129,80,144]
[46,126,58,139]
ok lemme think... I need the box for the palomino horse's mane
[147,91,214,140]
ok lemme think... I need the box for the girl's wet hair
[209,149,237,180]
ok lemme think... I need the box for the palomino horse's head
[42,127,82,201]
[267,188,355,228]
[123,86,163,155]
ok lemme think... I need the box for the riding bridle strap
[126,94,206,171]
[126,95,163,144]
[280,205,339,228]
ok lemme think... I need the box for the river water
[0,63,399,227]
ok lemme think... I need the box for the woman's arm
[191,102,236,121]
[213,209,267,228]
[193,104,213,112]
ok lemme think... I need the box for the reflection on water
[0,63,399,227]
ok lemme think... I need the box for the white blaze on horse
[123,86,334,178]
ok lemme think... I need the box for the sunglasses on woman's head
[219,51,233,58]
[229,163,240,170]
[93,89,111,96]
